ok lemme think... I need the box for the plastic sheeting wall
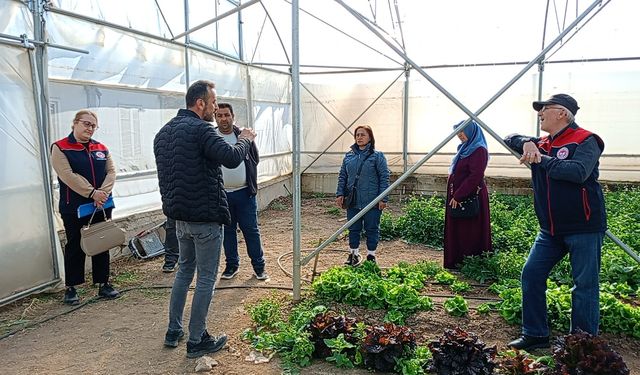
[0,44,60,302]
[300,71,404,171]
[0,0,292,303]
[300,63,640,178]
[45,10,293,220]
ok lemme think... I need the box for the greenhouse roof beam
[253,53,640,74]
[334,0,607,158]
[259,0,290,64]
[49,6,186,51]
[0,32,88,54]
[301,0,608,264]
[543,1,610,63]
[283,0,403,67]
[154,0,175,39]
[254,61,401,73]
[249,12,269,63]
[300,82,355,137]
[47,5,288,76]
[172,0,261,41]
[392,0,406,50]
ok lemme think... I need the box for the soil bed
[1,195,638,374]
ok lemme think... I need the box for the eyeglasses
[540,106,564,112]
[75,119,98,130]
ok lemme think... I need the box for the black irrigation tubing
[426,280,494,288]
[0,284,297,341]
[276,248,352,282]
[430,302,495,312]
[423,293,501,302]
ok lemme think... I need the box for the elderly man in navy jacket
[215,103,268,281]
[504,94,607,351]
[154,80,256,358]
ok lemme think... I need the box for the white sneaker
[255,270,269,280]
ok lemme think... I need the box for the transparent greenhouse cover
[45,0,640,160]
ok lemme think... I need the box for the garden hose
[0,283,297,341]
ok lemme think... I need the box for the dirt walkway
[1,196,638,374]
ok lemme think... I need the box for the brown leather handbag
[80,208,126,256]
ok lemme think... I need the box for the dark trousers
[61,208,112,286]
[164,217,179,265]
[346,207,382,251]
[223,188,265,272]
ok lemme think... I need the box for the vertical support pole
[536,61,545,138]
[291,0,302,301]
[31,1,60,279]
[238,1,244,61]
[246,69,255,129]
[537,0,551,138]
[402,63,410,173]
[184,0,191,88]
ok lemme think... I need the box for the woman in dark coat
[444,120,492,269]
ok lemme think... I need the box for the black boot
[508,335,550,351]
[344,253,361,266]
[98,283,120,299]
[186,330,228,358]
[63,287,80,305]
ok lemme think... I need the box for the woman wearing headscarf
[51,109,120,305]
[444,120,492,269]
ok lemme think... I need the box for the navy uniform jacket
[505,122,607,235]
[52,133,113,215]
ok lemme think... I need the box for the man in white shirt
[216,103,268,280]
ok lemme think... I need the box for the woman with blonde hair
[51,110,120,305]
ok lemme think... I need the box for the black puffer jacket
[154,109,251,224]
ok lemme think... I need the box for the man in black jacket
[154,80,256,358]
[215,103,268,281]
[504,94,606,351]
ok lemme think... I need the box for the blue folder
[77,196,115,218]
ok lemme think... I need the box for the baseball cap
[532,94,580,115]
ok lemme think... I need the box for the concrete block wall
[301,172,639,199]
[301,172,535,199]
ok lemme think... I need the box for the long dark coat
[444,147,492,269]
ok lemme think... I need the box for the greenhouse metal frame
[0,0,638,304]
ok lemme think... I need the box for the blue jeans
[223,188,265,272]
[168,221,223,343]
[346,207,382,250]
[163,217,179,266]
[521,231,603,337]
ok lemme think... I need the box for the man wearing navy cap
[504,93,607,350]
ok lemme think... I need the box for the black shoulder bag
[341,151,374,209]
[450,188,481,218]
